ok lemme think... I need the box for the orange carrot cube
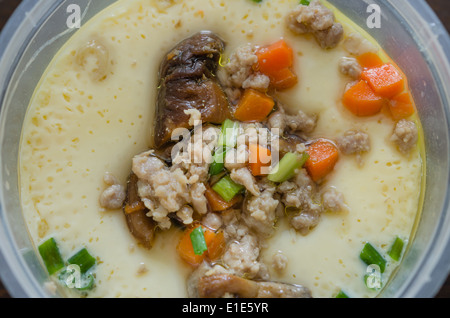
[361,63,405,98]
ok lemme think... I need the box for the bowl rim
[0,0,449,298]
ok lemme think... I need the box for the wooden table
[0,0,449,299]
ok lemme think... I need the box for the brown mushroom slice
[198,274,312,298]
[155,31,231,148]
[123,173,156,249]
[278,133,307,156]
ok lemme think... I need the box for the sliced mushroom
[197,274,312,298]
[155,31,231,148]
[123,173,156,249]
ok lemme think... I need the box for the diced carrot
[388,91,415,120]
[205,187,242,212]
[255,40,298,91]
[256,39,294,76]
[177,224,225,267]
[357,52,384,69]
[248,143,272,176]
[234,89,275,122]
[206,231,226,262]
[269,67,298,90]
[305,139,339,182]
[177,225,208,266]
[342,80,385,117]
[361,63,405,98]
[124,201,146,214]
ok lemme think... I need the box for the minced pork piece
[391,119,418,154]
[286,0,344,49]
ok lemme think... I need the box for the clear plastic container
[0,0,449,298]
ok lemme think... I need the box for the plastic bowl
[0,0,449,298]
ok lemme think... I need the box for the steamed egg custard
[19,0,424,298]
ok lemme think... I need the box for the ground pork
[267,111,287,135]
[237,122,277,148]
[343,32,378,56]
[190,182,208,215]
[221,210,269,280]
[172,126,220,183]
[230,167,260,197]
[132,152,191,229]
[242,73,271,91]
[218,44,270,103]
[99,184,126,210]
[290,212,321,235]
[132,126,221,228]
[339,57,362,80]
[201,212,223,231]
[337,130,371,166]
[338,130,371,155]
[277,169,322,235]
[222,44,258,88]
[224,144,249,170]
[287,0,344,49]
[314,22,345,49]
[99,172,126,210]
[277,169,318,210]
[176,205,194,225]
[391,119,418,154]
[285,109,318,134]
[272,251,288,273]
[243,187,280,238]
[322,187,346,213]
[267,106,317,136]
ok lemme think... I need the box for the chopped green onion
[212,175,245,202]
[300,0,311,5]
[38,238,65,275]
[359,243,387,273]
[68,248,96,274]
[388,237,404,262]
[190,226,208,256]
[335,290,349,298]
[218,119,239,148]
[268,152,309,183]
[251,0,263,3]
[210,147,228,176]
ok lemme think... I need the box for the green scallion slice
[209,147,228,176]
[268,152,309,183]
[388,237,404,262]
[38,238,65,275]
[190,226,208,256]
[300,0,311,5]
[212,175,245,202]
[67,248,96,274]
[359,242,387,273]
[252,0,263,3]
[218,119,239,148]
[335,290,349,298]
